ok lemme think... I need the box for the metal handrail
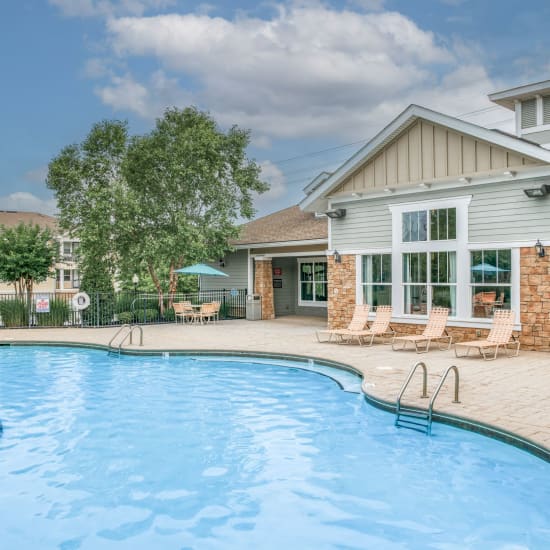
[427,365,460,435]
[108,324,143,354]
[395,361,429,422]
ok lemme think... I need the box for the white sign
[35,295,50,313]
[230,288,239,297]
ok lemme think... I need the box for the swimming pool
[1,346,549,549]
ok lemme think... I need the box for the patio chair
[210,301,221,323]
[337,305,394,346]
[173,301,195,324]
[455,309,519,360]
[316,304,370,343]
[392,307,452,353]
[193,303,217,324]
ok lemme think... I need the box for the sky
[1,0,550,218]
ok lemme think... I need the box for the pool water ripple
[0,346,549,549]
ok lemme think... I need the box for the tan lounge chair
[173,301,195,323]
[337,305,394,346]
[455,309,519,360]
[316,304,370,343]
[392,307,452,353]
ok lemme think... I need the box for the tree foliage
[118,107,267,309]
[47,120,129,293]
[0,223,57,297]
[47,108,267,311]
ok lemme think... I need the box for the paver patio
[2,316,549,456]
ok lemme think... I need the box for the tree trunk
[167,256,183,309]
[148,262,165,315]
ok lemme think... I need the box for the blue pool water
[0,347,549,549]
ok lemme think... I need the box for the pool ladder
[395,362,460,435]
[108,324,144,355]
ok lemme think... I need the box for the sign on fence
[35,295,50,313]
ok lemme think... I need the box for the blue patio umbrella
[174,263,229,291]
[174,263,229,277]
[471,263,509,272]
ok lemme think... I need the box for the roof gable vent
[521,98,537,129]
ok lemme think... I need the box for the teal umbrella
[174,263,229,291]
[174,263,229,277]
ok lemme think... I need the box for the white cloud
[50,0,175,18]
[92,4,499,140]
[254,160,288,210]
[0,193,58,215]
[96,70,191,118]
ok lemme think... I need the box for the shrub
[118,311,134,324]
[134,308,159,323]
[163,307,175,322]
[0,299,29,327]
[35,298,70,327]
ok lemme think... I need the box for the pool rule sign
[35,294,50,313]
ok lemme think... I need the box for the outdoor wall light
[459,176,471,184]
[334,251,342,264]
[325,208,346,219]
[523,184,550,198]
[384,187,395,194]
[418,182,431,189]
[503,170,517,177]
[535,239,545,258]
[351,192,363,198]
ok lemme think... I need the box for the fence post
[96,292,100,328]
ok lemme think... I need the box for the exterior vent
[543,96,550,125]
[521,98,537,129]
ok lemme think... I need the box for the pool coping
[4,340,550,463]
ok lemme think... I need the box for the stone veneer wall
[254,258,275,320]
[519,246,550,350]
[327,254,356,329]
[326,247,550,351]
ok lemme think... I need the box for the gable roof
[232,205,327,247]
[489,79,550,110]
[300,104,550,212]
[0,210,58,232]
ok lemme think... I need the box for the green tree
[0,223,57,297]
[47,120,129,294]
[118,107,267,311]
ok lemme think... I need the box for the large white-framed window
[390,196,471,319]
[298,257,328,306]
[362,254,392,307]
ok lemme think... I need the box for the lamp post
[132,274,139,293]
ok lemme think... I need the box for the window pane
[404,285,427,314]
[471,250,483,283]
[364,284,392,307]
[497,250,511,284]
[362,256,372,284]
[372,255,382,283]
[418,211,427,241]
[432,285,456,315]
[301,282,313,301]
[403,253,427,283]
[314,262,327,281]
[314,282,327,301]
[431,251,456,283]
[381,254,392,283]
[472,286,511,318]
[439,209,448,240]
[447,208,456,239]
[402,212,411,242]
[430,209,438,242]
[300,263,313,282]
[483,250,497,283]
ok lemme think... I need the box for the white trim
[389,314,522,332]
[467,240,550,249]
[388,195,472,213]
[339,247,392,256]
[514,100,521,137]
[300,103,550,210]
[247,249,253,293]
[489,79,550,109]
[297,257,328,307]
[234,238,327,249]
[252,250,326,258]
[522,122,550,135]
[355,255,362,305]
[536,95,544,126]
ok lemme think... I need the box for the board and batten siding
[331,179,550,249]
[333,120,541,195]
[201,249,248,291]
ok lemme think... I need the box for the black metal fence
[0,289,247,328]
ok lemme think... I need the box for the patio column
[254,257,275,320]
[519,246,550,350]
[327,254,356,329]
